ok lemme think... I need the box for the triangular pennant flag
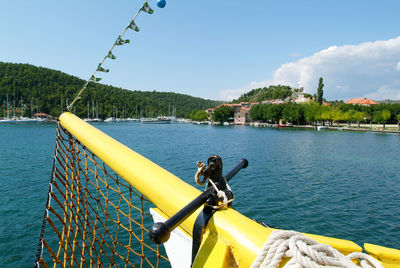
[140,2,154,14]
[97,64,109,73]
[90,75,102,82]
[107,51,116,59]
[127,20,140,32]
[115,36,130,46]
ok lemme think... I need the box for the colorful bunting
[127,20,140,32]
[140,2,154,14]
[107,51,116,59]
[90,75,102,82]
[115,36,130,46]
[97,64,109,73]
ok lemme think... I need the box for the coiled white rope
[250,230,383,268]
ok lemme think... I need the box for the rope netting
[35,122,170,267]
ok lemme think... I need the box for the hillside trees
[0,62,221,119]
[232,85,293,103]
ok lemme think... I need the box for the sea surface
[0,121,399,267]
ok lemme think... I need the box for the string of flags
[67,0,159,111]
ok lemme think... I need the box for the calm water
[0,122,399,267]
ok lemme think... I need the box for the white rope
[250,230,383,268]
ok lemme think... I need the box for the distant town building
[292,87,309,104]
[206,102,251,125]
[34,113,49,119]
[346,97,378,106]
[206,86,312,125]
[205,108,215,118]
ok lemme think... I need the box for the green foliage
[0,62,221,118]
[303,101,321,125]
[317,77,324,105]
[249,104,263,121]
[232,85,293,103]
[249,101,400,126]
[373,110,391,123]
[282,103,302,123]
[262,104,282,123]
[212,105,234,123]
[373,110,391,129]
[189,109,208,121]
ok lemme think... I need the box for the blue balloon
[157,0,166,8]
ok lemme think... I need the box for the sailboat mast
[20,96,23,117]
[6,95,9,119]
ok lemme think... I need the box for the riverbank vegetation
[0,62,222,118]
[211,105,234,123]
[250,101,400,129]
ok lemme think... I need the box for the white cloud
[221,36,400,101]
[219,80,271,101]
[272,36,400,100]
[365,85,400,100]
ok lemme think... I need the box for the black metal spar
[149,157,248,244]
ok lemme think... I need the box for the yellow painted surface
[59,112,398,267]
[365,243,400,267]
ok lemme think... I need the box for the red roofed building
[33,113,49,119]
[205,102,251,125]
[346,98,378,106]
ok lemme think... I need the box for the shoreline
[250,123,400,134]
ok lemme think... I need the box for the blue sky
[1,0,400,101]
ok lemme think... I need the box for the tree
[397,114,400,130]
[282,103,302,125]
[332,108,344,127]
[189,109,208,121]
[353,111,366,128]
[317,77,324,105]
[373,110,391,130]
[303,101,321,125]
[212,105,234,123]
[343,110,356,127]
[249,104,262,121]
[263,104,282,123]
[320,106,334,126]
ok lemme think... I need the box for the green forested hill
[0,62,221,118]
[232,85,306,103]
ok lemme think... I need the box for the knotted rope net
[35,122,170,267]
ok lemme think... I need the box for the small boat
[317,126,329,131]
[223,122,230,126]
[104,117,116,122]
[177,118,191,124]
[91,118,103,122]
[141,116,171,124]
